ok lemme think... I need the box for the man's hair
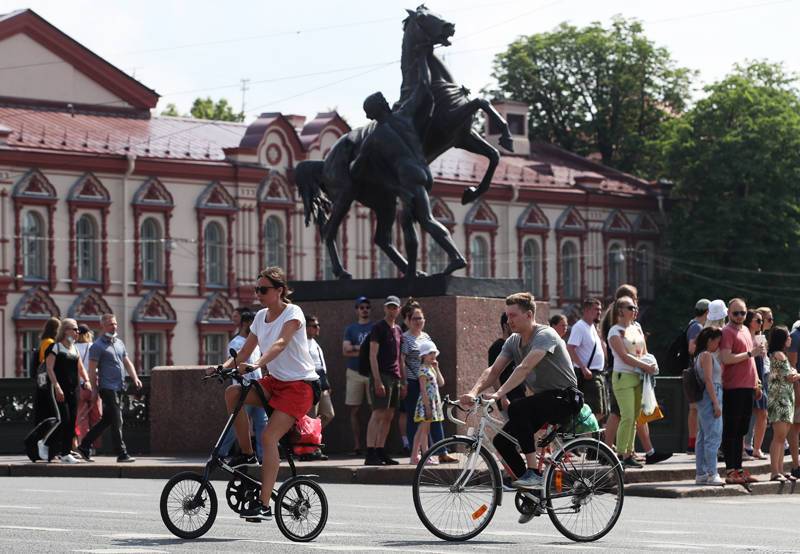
[240,310,255,324]
[728,297,746,308]
[306,315,318,324]
[549,314,567,327]
[505,292,536,314]
[614,284,638,301]
[694,307,708,317]
[582,297,601,309]
[100,313,116,324]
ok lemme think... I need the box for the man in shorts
[567,298,607,422]
[342,296,374,456]
[364,295,405,465]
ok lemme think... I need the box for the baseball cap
[695,299,710,312]
[384,295,401,307]
[354,296,370,307]
[418,340,439,358]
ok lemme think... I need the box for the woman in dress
[74,324,101,453]
[766,326,800,481]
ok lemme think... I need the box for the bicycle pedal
[245,518,262,523]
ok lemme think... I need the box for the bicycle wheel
[412,437,501,541]
[274,477,328,542]
[544,438,623,542]
[160,471,218,539]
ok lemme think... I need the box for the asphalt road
[0,476,798,553]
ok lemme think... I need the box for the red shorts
[257,375,313,421]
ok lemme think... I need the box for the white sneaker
[695,474,708,485]
[61,454,80,464]
[706,474,725,486]
[36,440,48,461]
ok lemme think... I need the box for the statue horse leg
[373,198,409,276]
[320,192,354,280]
[410,185,465,275]
[455,129,501,205]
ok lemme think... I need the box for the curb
[625,479,800,498]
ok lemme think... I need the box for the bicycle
[412,395,624,543]
[159,352,328,542]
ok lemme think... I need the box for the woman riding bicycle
[459,293,579,506]
[217,266,319,521]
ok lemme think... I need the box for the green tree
[653,61,800,341]
[160,103,180,117]
[189,97,244,122]
[490,17,693,177]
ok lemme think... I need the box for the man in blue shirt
[76,314,142,463]
[342,296,374,456]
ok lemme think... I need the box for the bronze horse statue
[295,5,514,279]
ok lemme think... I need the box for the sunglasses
[625,306,639,312]
[254,285,277,295]
[766,317,774,322]
[308,323,320,328]
[411,316,425,321]
[754,319,763,325]
[731,311,747,317]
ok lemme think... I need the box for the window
[470,236,489,278]
[561,241,578,299]
[377,249,395,278]
[427,239,447,274]
[264,215,285,268]
[204,222,225,286]
[21,330,39,378]
[141,218,164,283]
[522,239,541,296]
[76,214,98,281]
[140,332,163,376]
[204,334,226,365]
[636,245,653,299]
[607,243,626,294]
[22,211,45,278]
[507,113,525,136]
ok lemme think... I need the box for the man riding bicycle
[460,293,580,496]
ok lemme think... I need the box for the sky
[3,0,799,127]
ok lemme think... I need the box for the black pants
[81,388,127,456]
[493,390,574,478]
[48,388,77,457]
[721,388,754,471]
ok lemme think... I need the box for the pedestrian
[342,296,374,456]
[705,299,727,328]
[766,325,800,482]
[787,320,800,480]
[411,340,444,465]
[32,317,60,454]
[74,324,101,454]
[686,299,710,454]
[549,314,568,339]
[75,313,143,463]
[566,298,607,421]
[488,312,526,409]
[44,318,92,463]
[718,298,764,484]
[693,326,725,486]
[401,298,456,463]
[219,266,320,521]
[743,310,768,460]
[364,295,405,466]
[306,315,333,460]
[38,317,60,365]
[607,296,658,469]
[219,308,266,463]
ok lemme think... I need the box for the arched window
[22,211,45,279]
[204,222,225,286]
[141,217,163,283]
[561,241,578,299]
[427,239,447,274]
[264,215,285,268]
[607,243,626,294]
[377,249,395,278]
[76,214,98,281]
[470,236,489,278]
[522,239,541,296]
[636,245,653,299]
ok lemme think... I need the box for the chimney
[484,99,529,156]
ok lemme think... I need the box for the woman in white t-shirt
[218,266,318,521]
[607,296,657,469]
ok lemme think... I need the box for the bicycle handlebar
[443,395,496,426]
[202,365,241,383]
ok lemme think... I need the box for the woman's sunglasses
[624,306,639,312]
[254,285,277,295]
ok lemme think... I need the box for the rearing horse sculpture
[295,5,514,279]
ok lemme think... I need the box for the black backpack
[664,322,694,376]
[682,362,705,403]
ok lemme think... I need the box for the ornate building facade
[0,10,667,377]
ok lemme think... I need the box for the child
[411,341,445,465]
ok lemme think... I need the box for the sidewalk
[2,452,798,498]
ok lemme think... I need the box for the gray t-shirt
[500,326,577,393]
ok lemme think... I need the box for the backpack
[664,322,694,376]
[357,334,373,377]
[682,360,705,403]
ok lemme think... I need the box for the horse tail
[294,160,329,227]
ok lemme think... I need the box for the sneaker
[364,454,383,466]
[518,510,536,524]
[622,457,643,469]
[645,451,673,465]
[227,453,258,468]
[725,470,745,485]
[379,452,399,466]
[36,440,49,461]
[695,474,708,485]
[240,501,272,521]
[117,453,136,463]
[61,453,80,464]
[791,467,800,479]
[706,474,725,486]
[512,469,544,489]
[75,444,93,462]
[740,469,757,483]
[502,476,516,492]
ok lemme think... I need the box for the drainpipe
[121,153,136,342]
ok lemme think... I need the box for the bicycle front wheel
[544,438,623,542]
[412,437,501,541]
[160,471,217,539]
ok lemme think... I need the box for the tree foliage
[490,17,693,177]
[159,98,243,122]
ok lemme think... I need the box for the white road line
[0,505,40,510]
[75,509,138,515]
[73,550,168,554]
[0,525,68,532]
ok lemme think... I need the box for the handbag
[637,403,664,424]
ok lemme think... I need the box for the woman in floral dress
[767,326,800,481]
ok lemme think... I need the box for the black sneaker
[380,454,399,465]
[75,444,94,462]
[364,454,383,466]
[240,501,272,521]
[622,457,643,469]
[645,451,673,465]
[227,453,259,468]
[117,453,136,463]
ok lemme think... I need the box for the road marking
[0,525,68,532]
[0,505,40,510]
[639,530,698,535]
[74,550,168,553]
[21,489,148,498]
[75,509,138,515]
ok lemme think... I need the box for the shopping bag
[641,374,657,416]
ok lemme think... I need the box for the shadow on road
[383,539,515,547]
[111,537,236,547]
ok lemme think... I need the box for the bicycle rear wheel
[412,437,501,541]
[160,471,217,539]
[544,438,623,542]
